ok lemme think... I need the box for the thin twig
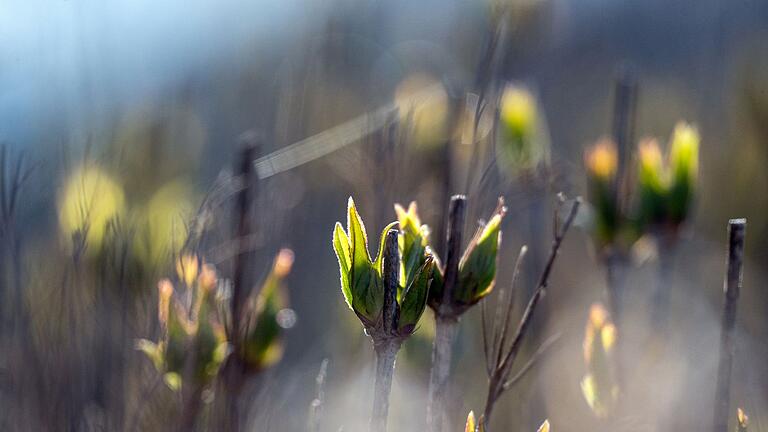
[712,219,746,432]
[502,333,561,390]
[308,359,329,432]
[494,246,528,371]
[480,195,580,427]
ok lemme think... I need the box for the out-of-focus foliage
[133,179,196,268]
[737,407,749,432]
[240,248,296,370]
[496,84,549,176]
[58,164,126,252]
[584,139,628,250]
[637,122,700,229]
[585,121,699,256]
[136,259,227,391]
[136,247,294,427]
[580,303,618,418]
[395,74,450,150]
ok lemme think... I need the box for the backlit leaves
[456,208,505,305]
[332,197,433,336]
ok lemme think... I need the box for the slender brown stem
[712,219,746,432]
[178,385,204,432]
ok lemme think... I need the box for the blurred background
[2,0,768,430]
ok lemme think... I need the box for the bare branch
[502,333,561,390]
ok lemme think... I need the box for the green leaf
[348,197,372,268]
[457,212,503,304]
[426,250,445,308]
[345,197,383,325]
[333,222,353,309]
[373,221,399,277]
[397,256,433,335]
[395,202,431,302]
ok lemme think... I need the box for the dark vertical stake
[227,137,260,431]
[712,219,746,432]
[440,195,467,313]
[427,195,466,432]
[231,140,260,340]
[611,66,637,213]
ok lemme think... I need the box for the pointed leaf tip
[465,411,476,432]
[537,419,550,432]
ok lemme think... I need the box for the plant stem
[651,238,676,334]
[712,219,746,432]
[178,385,204,432]
[605,253,628,329]
[370,339,401,432]
[427,196,466,432]
[428,315,459,431]
[368,229,402,432]
[381,229,400,334]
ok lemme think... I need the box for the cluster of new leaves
[333,198,433,336]
[585,122,699,251]
[636,123,699,228]
[580,303,619,418]
[137,250,294,390]
[137,256,227,391]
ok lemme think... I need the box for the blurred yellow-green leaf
[58,164,125,252]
